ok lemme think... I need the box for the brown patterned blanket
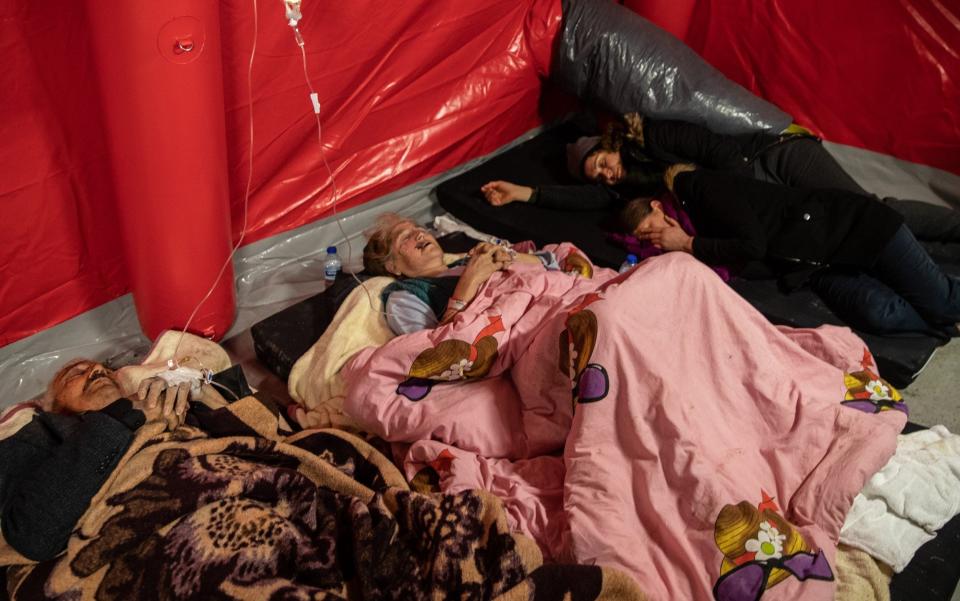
[2,395,644,600]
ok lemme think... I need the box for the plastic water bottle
[619,253,638,273]
[323,246,341,281]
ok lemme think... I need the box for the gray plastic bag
[553,0,792,134]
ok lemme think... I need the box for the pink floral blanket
[343,249,907,601]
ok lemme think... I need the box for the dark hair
[619,197,656,233]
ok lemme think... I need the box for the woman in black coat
[481,114,960,262]
[624,165,960,336]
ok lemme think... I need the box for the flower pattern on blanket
[842,349,907,415]
[411,449,457,494]
[557,293,609,409]
[396,316,505,401]
[561,251,594,278]
[712,491,833,601]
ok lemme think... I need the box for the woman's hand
[664,163,697,193]
[481,181,533,207]
[135,377,190,431]
[636,215,694,253]
[464,244,513,283]
[442,245,513,323]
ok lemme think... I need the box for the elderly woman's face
[387,221,443,277]
[50,360,123,414]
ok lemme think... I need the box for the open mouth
[416,240,431,251]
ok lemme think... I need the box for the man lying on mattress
[342,211,909,600]
[480,112,960,262]
[0,359,219,561]
[2,355,637,601]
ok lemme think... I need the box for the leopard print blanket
[3,396,644,600]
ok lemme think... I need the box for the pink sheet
[343,251,907,600]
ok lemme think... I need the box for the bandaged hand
[480,180,533,207]
[636,214,693,253]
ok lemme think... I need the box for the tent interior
[2,0,959,599]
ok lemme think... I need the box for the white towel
[840,425,960,572]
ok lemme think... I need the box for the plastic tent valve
[85,3,236,341]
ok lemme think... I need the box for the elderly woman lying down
[343,213,909,601]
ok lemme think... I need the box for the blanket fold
[2,394,644,601]
[345,250,907,600]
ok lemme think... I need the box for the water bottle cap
[326,246,337,254]
[627,254,638,264]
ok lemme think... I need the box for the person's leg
[868,225,960,328]
[754,138,869,193]
[809,268,933,334]
[756,140,960,258]
[879,198,960,260]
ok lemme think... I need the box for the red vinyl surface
[1,0,957,346]
[84,1,236,341]
[633,0,960,176]
[0,0,562,346]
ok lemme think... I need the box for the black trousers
[751,138,960,262]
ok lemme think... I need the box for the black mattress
[435,122,956,389]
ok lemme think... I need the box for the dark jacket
[0,400,144,561]
[673,170,904,275]
[530,118,797,211]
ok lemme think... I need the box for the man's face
[50,360,123,414]
[584,150,624,185]
[387,221,443,277]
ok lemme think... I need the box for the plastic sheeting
[0,2,129,347]
[0,124,548,407]
[0,0,564,347]
[552,0,792,134]
[678,0,960,175]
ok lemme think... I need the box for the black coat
[531,118,794,210]
[673,170,904,273]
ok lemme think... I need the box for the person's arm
[643,118,759,171]
[673,170,768,265]
[385,291,439,335]
[0,400,145,561]
[481,180,616,211]
[532,185,617,211]
[530,250,560,270]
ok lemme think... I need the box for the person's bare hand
[136,377,190,431]
[467,242,498,257]
[492,247,515,264]
[636,214,693,253]
[664,163,697,193]
[464,245,512,285]
[197,382,230,408]
[480,181,533,207]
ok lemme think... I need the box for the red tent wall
[0,0,562,347]
[0,2,128,347]
[2,0,956,347]
[625,0,960,176]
